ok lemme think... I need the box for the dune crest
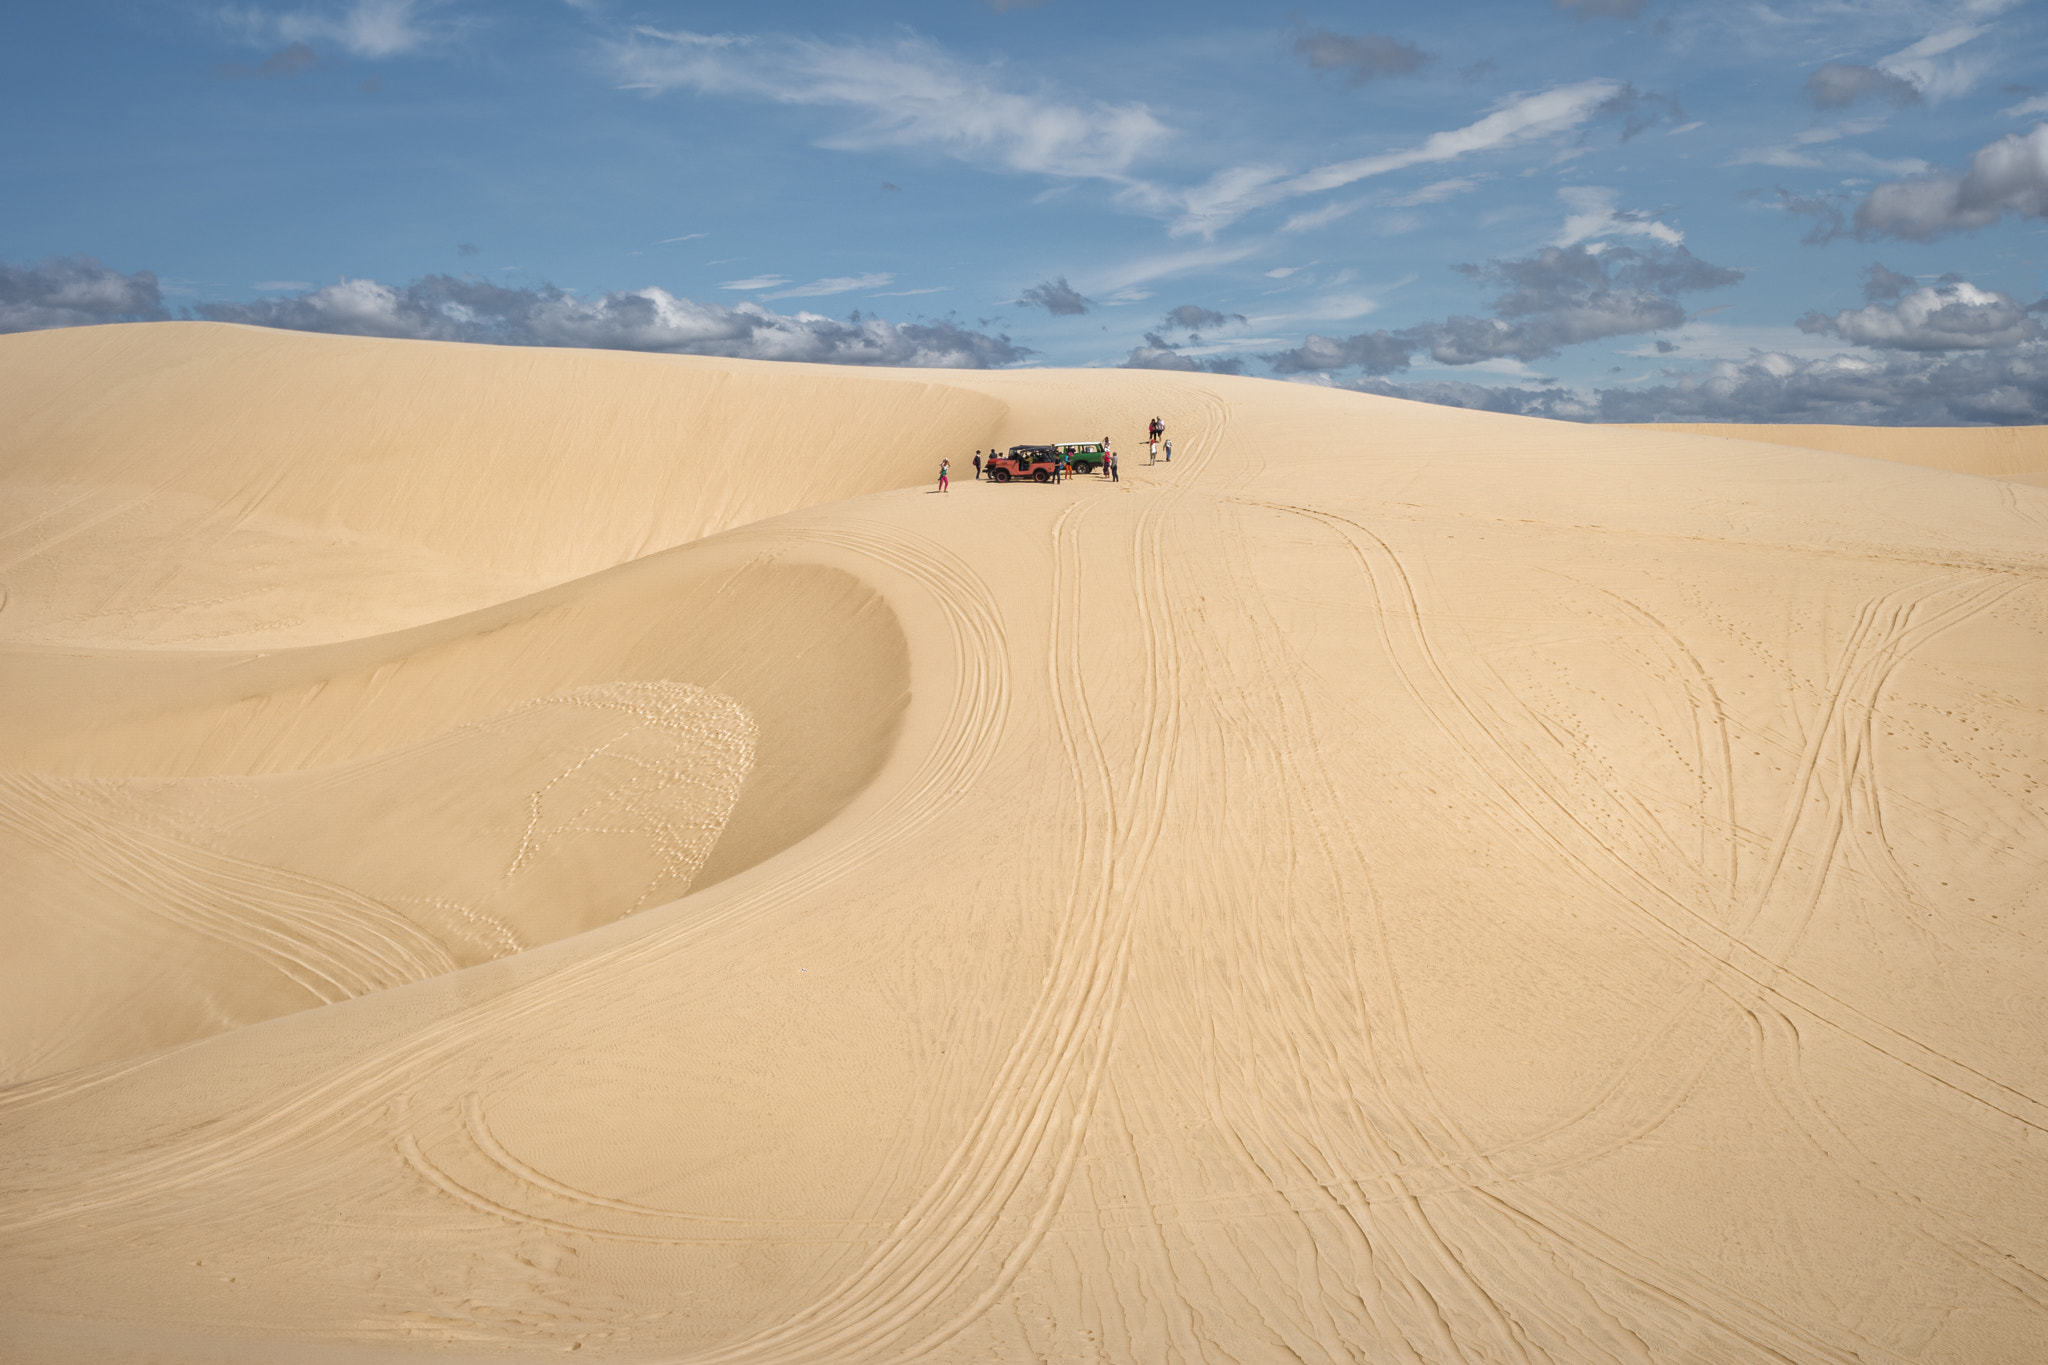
[2,324,2044,1364]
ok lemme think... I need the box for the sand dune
[1633,421,2048,485]
[2,323,2044,1363]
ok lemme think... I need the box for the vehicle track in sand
[0,772,460,1004]
[1136,495,1554,1363]
[1244,500,2047,1134]
[1191,496,2043,1361]
[1155,497,2031,1358]
[669,387,1232,1363]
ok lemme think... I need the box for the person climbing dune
[937,458,950,493]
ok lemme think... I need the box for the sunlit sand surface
[3,323,2044,1363]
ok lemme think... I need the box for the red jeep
[984,446,1062,483]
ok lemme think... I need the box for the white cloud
[1877,24,1991,102]
[1552,186,1683,247]
[215,0,447,58]
[1292,293,1383,321]
[870,286,950,297]
[1796,116,1886,146]
[762,272,894,300]
[1390,176,1482,208]
[1168,80,1623,237]
[719,274,790,290]
[610,30,1167,184]
[658,233,708,244]
[1840,150,1933,176]
[2005,94,2048,119]
[1083,243,1262,294]
[1727,115,1894,170]
[1851,122,2048,240]
[1280,200,1364,234]
[1727,145,1823,169]
[1799,279,2040,350]
[1619,322,1854,362]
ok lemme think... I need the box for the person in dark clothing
[972,451,982,480]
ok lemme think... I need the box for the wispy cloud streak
[1166,80,1623,236]
[609,29,1167,183]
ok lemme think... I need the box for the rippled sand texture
[2,322,2044,1363]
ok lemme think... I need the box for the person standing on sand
[972,451,982,481]
[1110,448,1119,482]
[938,458,950,493]
[1164,438,1173,462]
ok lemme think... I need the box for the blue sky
[5,0,2047,422]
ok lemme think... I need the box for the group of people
[939,419,1171,493]
[1146,415,1172,463]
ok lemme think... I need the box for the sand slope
[1633,421,2048,486]
[2,324,2045,1363]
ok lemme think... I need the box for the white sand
[2,322,2044,1362]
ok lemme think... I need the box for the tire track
[1233,498,2047,1135]
[700,437,1211,1362]
[0,772,459,1002]
[1196,497,2039,1361]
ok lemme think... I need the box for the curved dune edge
[1,326,2045,1363]
[0,541,915,1081]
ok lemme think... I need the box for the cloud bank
[1355,343,2048,425]
[0,256,168,332]
[1122,335,1247,374]
[0,264,1028,368]
[1265,242,1742,374]
[186,275,1030,366]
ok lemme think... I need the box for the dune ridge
[1632,420,2048,485]
[2,323,2044,1363]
